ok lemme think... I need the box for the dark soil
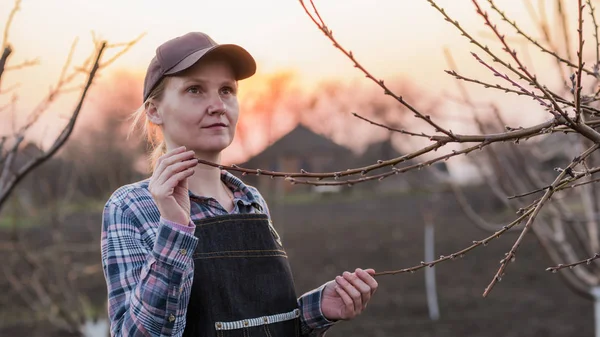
[271,188,592,337]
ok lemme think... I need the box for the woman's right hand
[148,146,197,226]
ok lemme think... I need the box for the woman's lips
[203,123,228,129]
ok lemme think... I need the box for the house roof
[352,138,448,178]
[354,138,401,167]
[241,124,353,166]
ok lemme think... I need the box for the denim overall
[182,212,301,337]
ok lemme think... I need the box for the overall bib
[182,213,301,337]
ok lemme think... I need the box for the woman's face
[150,56,239,155]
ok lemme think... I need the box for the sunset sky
[0,0,589,180]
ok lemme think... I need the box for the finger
[154,158,198,186]
[336,274,362,313]
[153,147,195,179]
[152,147,185,181]
[356,268,379,296]
[155,150,196,180]
[154,146,186,174]
[334,285,354,318]
[343,270,372,310]
[162,167,195,192]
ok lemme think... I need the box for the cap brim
[165,44,256,80]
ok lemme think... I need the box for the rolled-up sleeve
[297,284,337,336]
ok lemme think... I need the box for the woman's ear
[146,101,163,125]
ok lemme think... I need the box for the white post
[592,287,600,337]
[80,317,108,337]
[424,222,440,320]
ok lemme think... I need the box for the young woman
[101,32,378,337]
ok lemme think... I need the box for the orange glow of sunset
[0,0,588,177]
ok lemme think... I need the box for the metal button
[179,248,187,255]
[168,314,175,322]
[244,320,249,326]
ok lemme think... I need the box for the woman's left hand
[321,268,378,321]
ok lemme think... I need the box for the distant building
[233,124,446,197]
[350,137,448,193]
[235,124,354,195]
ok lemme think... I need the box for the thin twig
[508,185,550,199]
[450,181,521,233]
[351,112,434,139]
[586,0,600,73]
[488,0,593,77]
[446,67,600,116]
[285,147,473,186]
[483,143,600,297]
[18,39,80,134]
[100,33,146,69]
[509,164,600,200]
[429,0,569,121]
[374,206,536,277]
[538,0,571,83]
[199,137,532,185]
[471,52,556,113]
[473,0,600,143]
[473,1,572,122]
[3,58,38,71]
[198,116,594,181]
[58,38,78,85]
[0,42,107,210]
[574,0,585,124]
[1,0,20,50]
[446,69,534,98]
[567,176,600,189]
[0,46,11,87]
[558,0,573,63]
[300,0,458,140]
[547,252,600,272]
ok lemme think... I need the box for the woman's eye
[220,86,235,95]
[187,86,200,94]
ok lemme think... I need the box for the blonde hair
[127,77,170,172]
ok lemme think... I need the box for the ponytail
[150,140,167,171]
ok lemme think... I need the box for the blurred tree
[60,71,148,201]
[0,0,143,211]
[0,1,143,335]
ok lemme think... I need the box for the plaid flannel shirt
[101,170,336,337]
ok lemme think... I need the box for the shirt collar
[187,170,261,207]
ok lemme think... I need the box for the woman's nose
[207,95,226,115]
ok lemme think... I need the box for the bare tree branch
[0,42,107,210]
[558,0,574,63]
[0,29,142,210]
[299,0,458,140]
[548,252,600,272]
[487,0,593,76]
[450,181,521,233]
[586,0,600,73]
[483,143,600,297]
[374,206,537,277]
[574,0,586,124]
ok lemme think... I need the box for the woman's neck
[186,152,229,200]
